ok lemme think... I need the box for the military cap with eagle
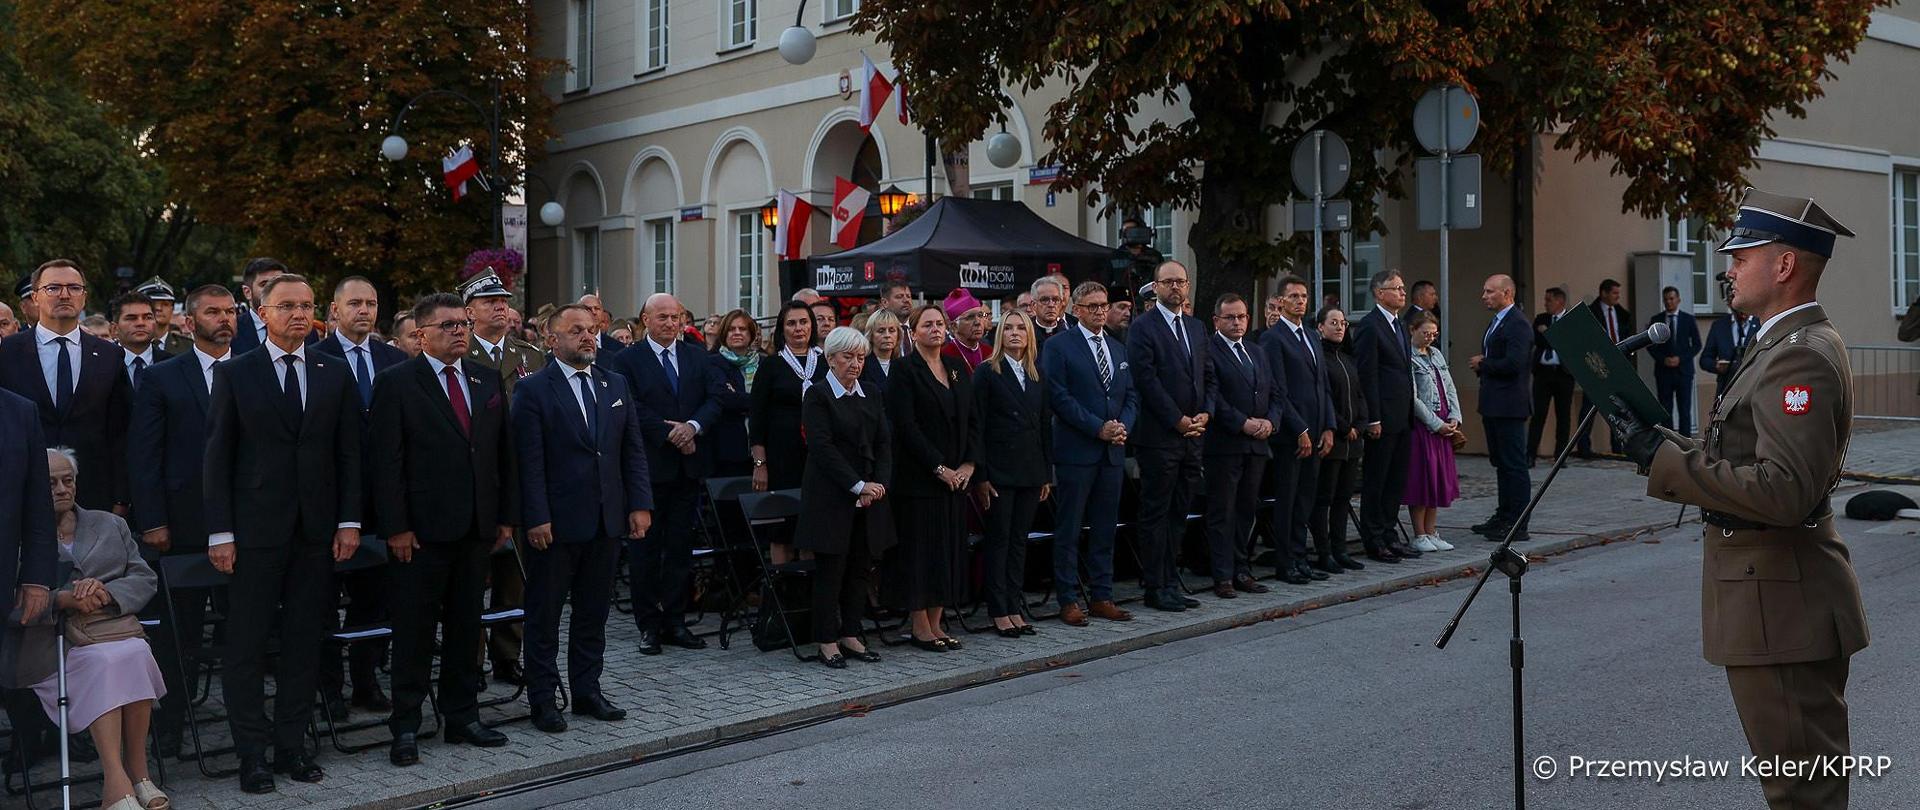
[134,276,178,302]
[458,271,513,302]
[1716,187,1855,258]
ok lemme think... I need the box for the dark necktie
[207,358,221,394]
[1172,316,1189,356]
[1233,341,1253,374]
[490,344,502,364]
[54,336,73,413]
[577,370,599,437]
[131,356,146,391]
[351,346,373,409]
[281,355,303,417]
[1295,326,1315,367]
[660,347,679,395]
[1090,334,1112,389]
[444,366,470,437]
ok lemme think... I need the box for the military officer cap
[134,276,178,302]
[1137,281,1156,306]
[13,273,32,299]
[1716,187,1855,258]
[458,271,513,303]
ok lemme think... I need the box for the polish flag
[774,190,812,260]
[858,52,893,132]
[830,177,870,250]
[897,79,910,126]
[442,145,482,201]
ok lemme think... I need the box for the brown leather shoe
[1211,582,1238,599]
[1059,602,1090,627]
[1088,600,1133,621]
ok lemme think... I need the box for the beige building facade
[527,1,1920,435]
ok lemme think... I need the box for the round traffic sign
[1290,130,1351,198]
[1414,84,1480,154]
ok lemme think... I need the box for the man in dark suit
[1648,285,1705,435]
[578,293,624,360]
[108,291,172,391]
[1699,308,1760,397]
[610,293,724,655]
[1203,294,1285,597]
[0,259,132,513]
[1258,276,1334,583]
[1527,286,1575,461]
[1039,282,1137,627]
[1575,278,1633,457]
[1469,274,1535,541]
[1,386,56,761]
[126,283,238,757]
[202,273,362,793]
[228,257,317,355]
[1127,261,1214,612]
[515,304,652,733]
[1406,279,1438,325]
[370,293,517,766]
[1353,270,1418,562]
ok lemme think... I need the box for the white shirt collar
[1756,301,1820,343]
[1376,304,1400,324]
[123,345,156,364]
[826,373,864,398]
[1077,322,1106,341]
[425,353,462,377]
[1493,303,1516,321]
[35,323,81,346]
[335,331,373,352]
[1280,314,1305,332]
[1157,301,1182,326]
[646,336,676,357]
[265,341,306,364]
[472,333,503,355]
[193,346,230,370]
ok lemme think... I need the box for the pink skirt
[1402,426,1461,508]
[33,638,167,730]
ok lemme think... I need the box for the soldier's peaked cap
[459,271,512,302]
[134,276,177,301]
[1716,187,1855,259]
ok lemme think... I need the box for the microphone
[1615,321,1672,355]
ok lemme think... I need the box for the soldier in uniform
[1607,188,1869,810]
[460,271,545,685]
[136,276,194,357]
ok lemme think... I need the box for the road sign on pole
[1291,130,1351,297]
[1413,84,1481,348]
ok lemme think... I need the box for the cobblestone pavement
[14,427,1908,810]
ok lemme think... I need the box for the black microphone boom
[1615,321,1672,354]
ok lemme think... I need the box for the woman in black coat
[1311,307,1369,571]
[751,300,826,562]
[970,310,1051,637]
[795,326,896,668]
[884,304,977,652]
[858,308,904,398]
[708,309,761,478]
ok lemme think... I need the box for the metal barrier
[1850,345,1920,421]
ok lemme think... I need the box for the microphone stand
[1434,403,1599,810]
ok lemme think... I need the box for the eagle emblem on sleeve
[1783,386,1811,415]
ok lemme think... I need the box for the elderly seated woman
[3,448,169,810]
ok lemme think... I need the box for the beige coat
[0,508,158,688]
[1645,304,1869,667]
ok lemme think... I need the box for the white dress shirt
[123,345,159,385]
[1541,309,1567,365]
[647,336,702,434]
[1006,357,1027,389]
[1280,315,1316,365]
[424,354,472,408]
[193,346,230,394]
[34,324,85,402]
[210,341,357,547]
[1756,301,1820,343]
[1156,302,1186,351]
[1077,323,1115,378]
[563,364,596,428]
[472,333,505,363]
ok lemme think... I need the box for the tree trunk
[1188,88,1268,318]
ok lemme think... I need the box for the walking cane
[55,613,73,810]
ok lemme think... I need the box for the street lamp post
[378,82,565,245]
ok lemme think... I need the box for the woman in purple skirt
[1403,311,1461,551]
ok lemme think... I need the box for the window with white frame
[971,183,1014,201]
[1896,169,1920,312]
[646,218,675,295]
[567,0,594,91]
[722,0,757,50]
[1109,205,1177,258]
[641,0,669,71]
[824,0,858,23]
[1664,216,1720,313]
[573,227,601,296]
[735,211,765,314]
[1343,230,1384,314]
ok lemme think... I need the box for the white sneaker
[1429,534,1455,551]
[1411,534,1441,552]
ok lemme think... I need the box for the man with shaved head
[1468,273,1534,541]
[610,293,726,655]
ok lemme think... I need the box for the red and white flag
[858,52,893,132]
[830,177,870,250]
[896,79,910,126]
[774,190,812,260]
[442,145,483,201]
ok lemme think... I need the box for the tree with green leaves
[19,0,556,298]
[857,0,1888,306]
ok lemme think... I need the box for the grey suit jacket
[1,508,158,688]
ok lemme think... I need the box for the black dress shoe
[1333,555,1366,571]
[847,647,882,662]
[1143,592,1185,612]
[1278,567,1312,584]
[352,684,392,712]
[531,703,568,734]
[490,660,526,686]
[1177,593,1201,608]
[1017,625,1037,636]
[909,637,950,652]
[1505,528,1532,543]
[1310,558,1343,574]
[445,720,509,748]
[573,694,628,722]
[1232,576,1270,594]
[1391,543,1423,558]
[637,630,663,656]
[1365,549,1402,564]
[997,625,1026,637]
[1303,564,1331,581]
[936,636,963,650]
[390,733,419,767]
[663,627,709,650]
[1470,517,1503,533]
[239,756,276,794]
[819,653,848,669]
[273,753,324,783]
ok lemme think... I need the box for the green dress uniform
[1639,190,1869,810]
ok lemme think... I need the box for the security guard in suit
[136,276,195,357]
[1608,188,1869,810]
[461,271,548,684]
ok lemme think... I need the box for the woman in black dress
[884,304,977,651]
[752,300,825,563]
[709,309,761,477]
[971,310,1051,637]
[795,327,896,668]
[1311,306,1369,571]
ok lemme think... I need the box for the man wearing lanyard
[1575,278,1635,458]
[1647,286,1705,435]
[1527,286,1575,462]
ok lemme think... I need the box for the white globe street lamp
[986,131,1022,169]
[539,201,566,227]
[380,134,410,162]
[779,26,817,65]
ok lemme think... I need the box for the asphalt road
[474,515,1920,810]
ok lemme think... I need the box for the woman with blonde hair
[859,308,904,397]
[969,310,1051,636]
[1403,310,1461,551]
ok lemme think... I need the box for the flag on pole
[830,177,870,250]
[442,145,482,201]
[858,52,893,132]
[774,190,812,260]
[897,79,910,126]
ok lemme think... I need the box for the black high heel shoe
[1018,624,1038,635]
[937,636,963,650]
[819,653,848,669]
[995,626,1023,638]
[846,648,882,663]
[910,637,950,653]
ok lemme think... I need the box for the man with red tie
[1574,278,1635,458]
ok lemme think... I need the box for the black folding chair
[315,540,433,753]
[736,490,816,661]
[689,476,760,648]
[156,554,237,779]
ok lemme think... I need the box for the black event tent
[798,197,1119,300]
